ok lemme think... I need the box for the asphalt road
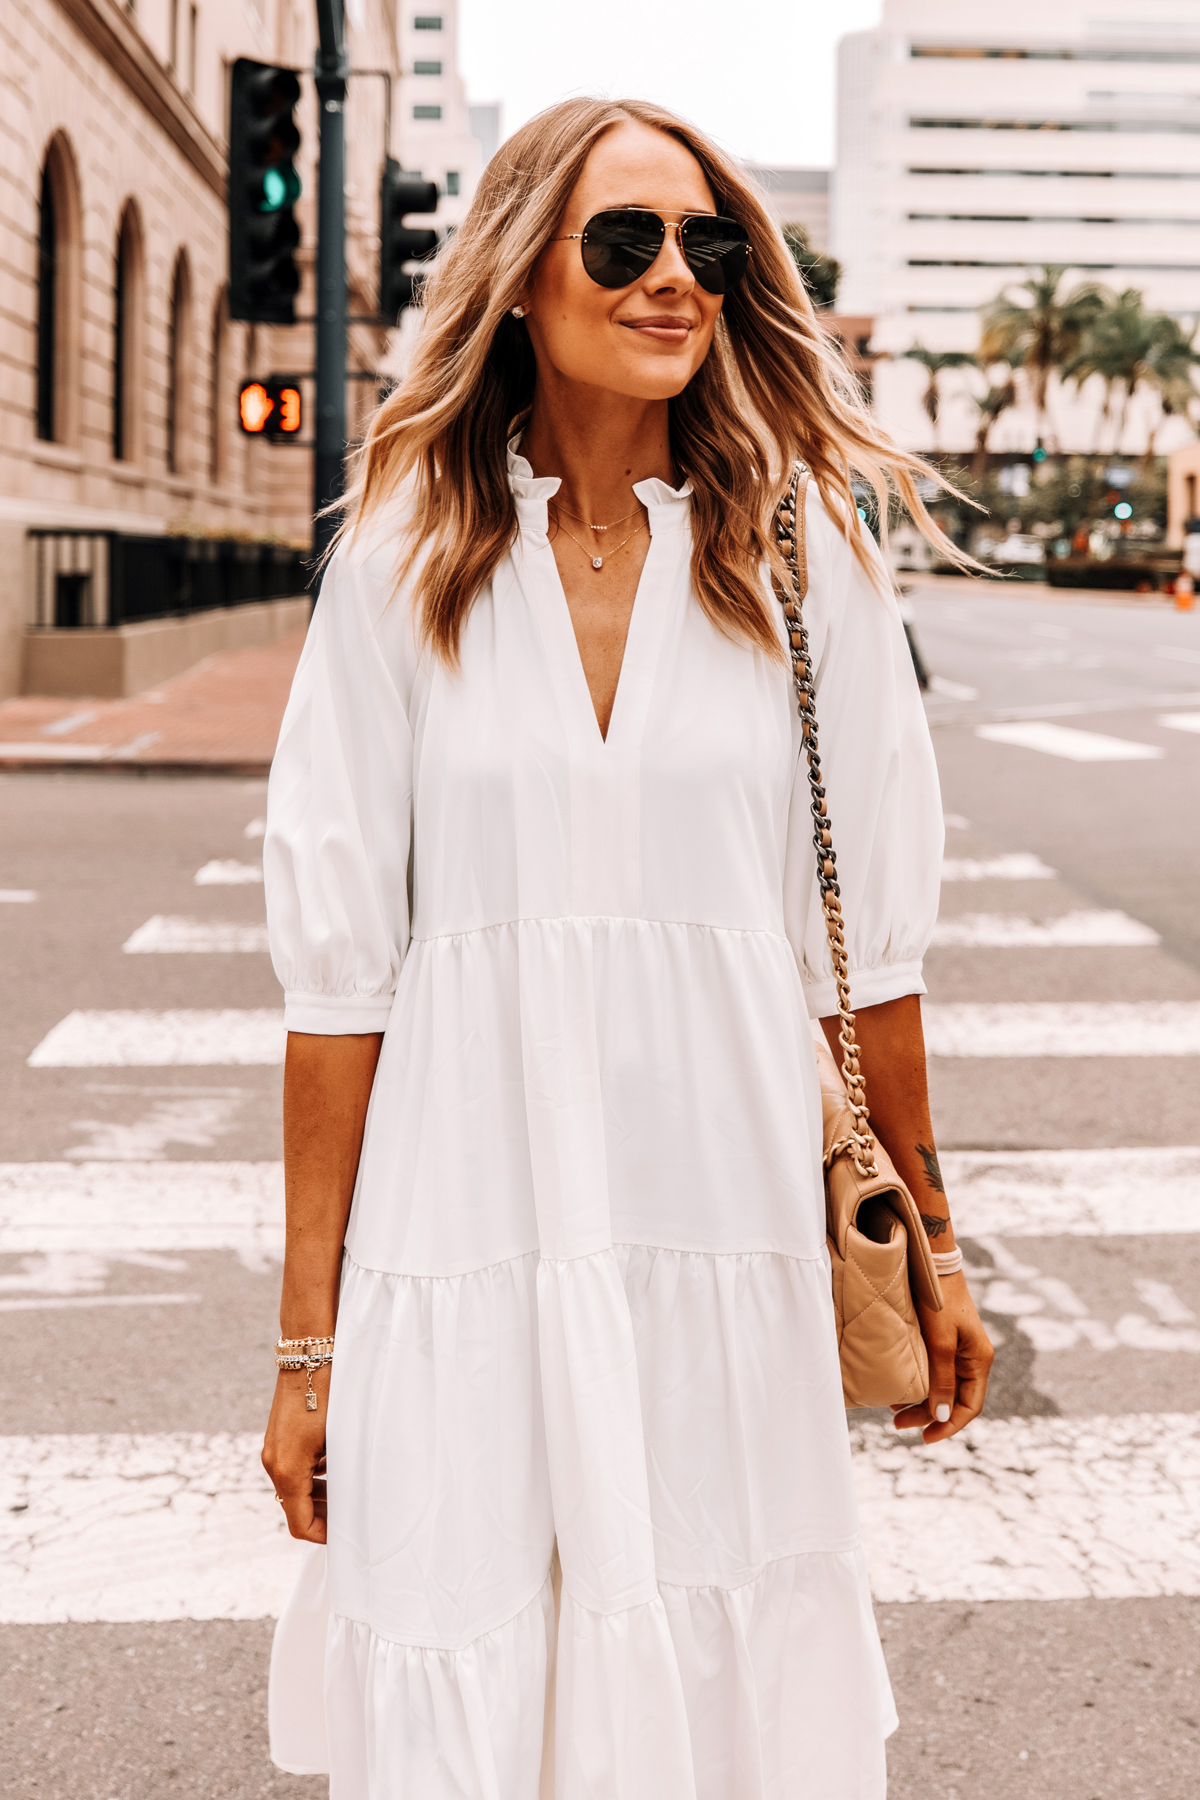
[1,580,1198,1798]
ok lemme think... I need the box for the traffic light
[228,59,302,324]
[238,377,304,440]
[380,159,439,320]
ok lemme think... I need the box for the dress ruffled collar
[506,437,692,539]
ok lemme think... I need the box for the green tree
[901,346,979,451]
[1062,290,1200,456]
[979,265,1107,449]
[783,225,841,311]
[970,378,1017,478]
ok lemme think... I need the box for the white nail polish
[935,1403,951,1423]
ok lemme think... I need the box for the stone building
[1,0,480,697]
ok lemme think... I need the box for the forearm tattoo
[919,1212,951,1240]
[916,1143,945,1194]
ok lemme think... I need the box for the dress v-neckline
[552,543,654,748]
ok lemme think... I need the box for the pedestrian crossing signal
[238,377,304,439]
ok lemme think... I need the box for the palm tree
[901,346,979,450]
[782,226,841,311]
[979,266,1108,450]
[970,378,1017,478]
[1062,291,1200,454]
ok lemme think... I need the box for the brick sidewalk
[0,627,308,774]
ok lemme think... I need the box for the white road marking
[942,813,971,831]
[0,890,36,903]
[0,1432,302,1623]
[64,1093,244,1160]
[194,859,263,885]
[924,1001,1200,1057]
[1134,1278,1196,1326]
[0,1162,284,1257]
[27,1010,286,1067]
[944,1146,1200,1238]
[244,817,267,838]
[965,1239,1200,1355]
[1161,712,1200,735]
[927,676,979,700]
[977,721,1164,762]
[0,1293,196,1313]
[122,916,270,954]
[853,1412,1200,1603]
[0,742,110,761]
[941,853,1056,882]
[931,909,1159,948]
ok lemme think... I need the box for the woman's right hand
[262,1364,330,1543]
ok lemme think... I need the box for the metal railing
[28,531,311,629]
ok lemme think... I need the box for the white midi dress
[263,447,944,1799]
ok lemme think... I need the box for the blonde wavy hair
[344,96,958,663]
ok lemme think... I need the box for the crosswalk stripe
[26,1010,286,1067]
[0,1163,284,1255]
[1,1432,301,1623]
[931,909,1159,948]
[1161,713,1200,735]
[5,1415,1194,1621]
[1,1150,1195,1255]
[944,1147,1200,1237]
[0,1293,196,1313]
[924,1001,1200,1057]
[122,917,271,954]
[941,854,1056,882]
[854,1412,1200,1603]
[977,722,1164,762]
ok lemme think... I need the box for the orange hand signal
[238,381,275,433]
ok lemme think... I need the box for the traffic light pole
[312,0,348,570]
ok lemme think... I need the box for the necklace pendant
[592,556,603,570]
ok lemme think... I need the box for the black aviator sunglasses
[552,208,752,296]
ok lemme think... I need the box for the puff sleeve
[264,545,414,1034]
[783,487,944,1018]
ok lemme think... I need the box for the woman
[262,97,993,1798]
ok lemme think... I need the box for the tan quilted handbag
[774,466,944,1409]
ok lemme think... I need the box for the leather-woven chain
[774,463,879,1180]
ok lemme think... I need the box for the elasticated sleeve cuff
[803,959,927,1021]
[283,990,396,1034]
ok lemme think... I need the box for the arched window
[34,134,82,446]
[36,167,57,441]
[209,286,229,486]
[166,252,191,476]
[112,203,144,463]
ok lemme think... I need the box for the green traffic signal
[260,165,302,213]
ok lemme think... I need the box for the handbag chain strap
[774,463,878,1180]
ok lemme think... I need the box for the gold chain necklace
[550,507,646,571]
[554,500,642,533]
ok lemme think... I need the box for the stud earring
[511,305,526,318]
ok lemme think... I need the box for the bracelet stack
[931,1248,964,1277]
[276,1334,335,1411]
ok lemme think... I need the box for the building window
[414,14,442,27]
[168,0,178,70]
[167,253,191,477]
[36,165,57,442]
[413,104,442,120]
[446,170,459,195]
[209,286,228,485]
[113,204,142,463]
[187,3,198,92]
[414,59,442,73]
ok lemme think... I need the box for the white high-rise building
[834,0,1200,455]
[395,5,483,230]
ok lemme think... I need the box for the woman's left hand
[891,1271,995,1444]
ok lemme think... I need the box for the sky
[457,0,885,170]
